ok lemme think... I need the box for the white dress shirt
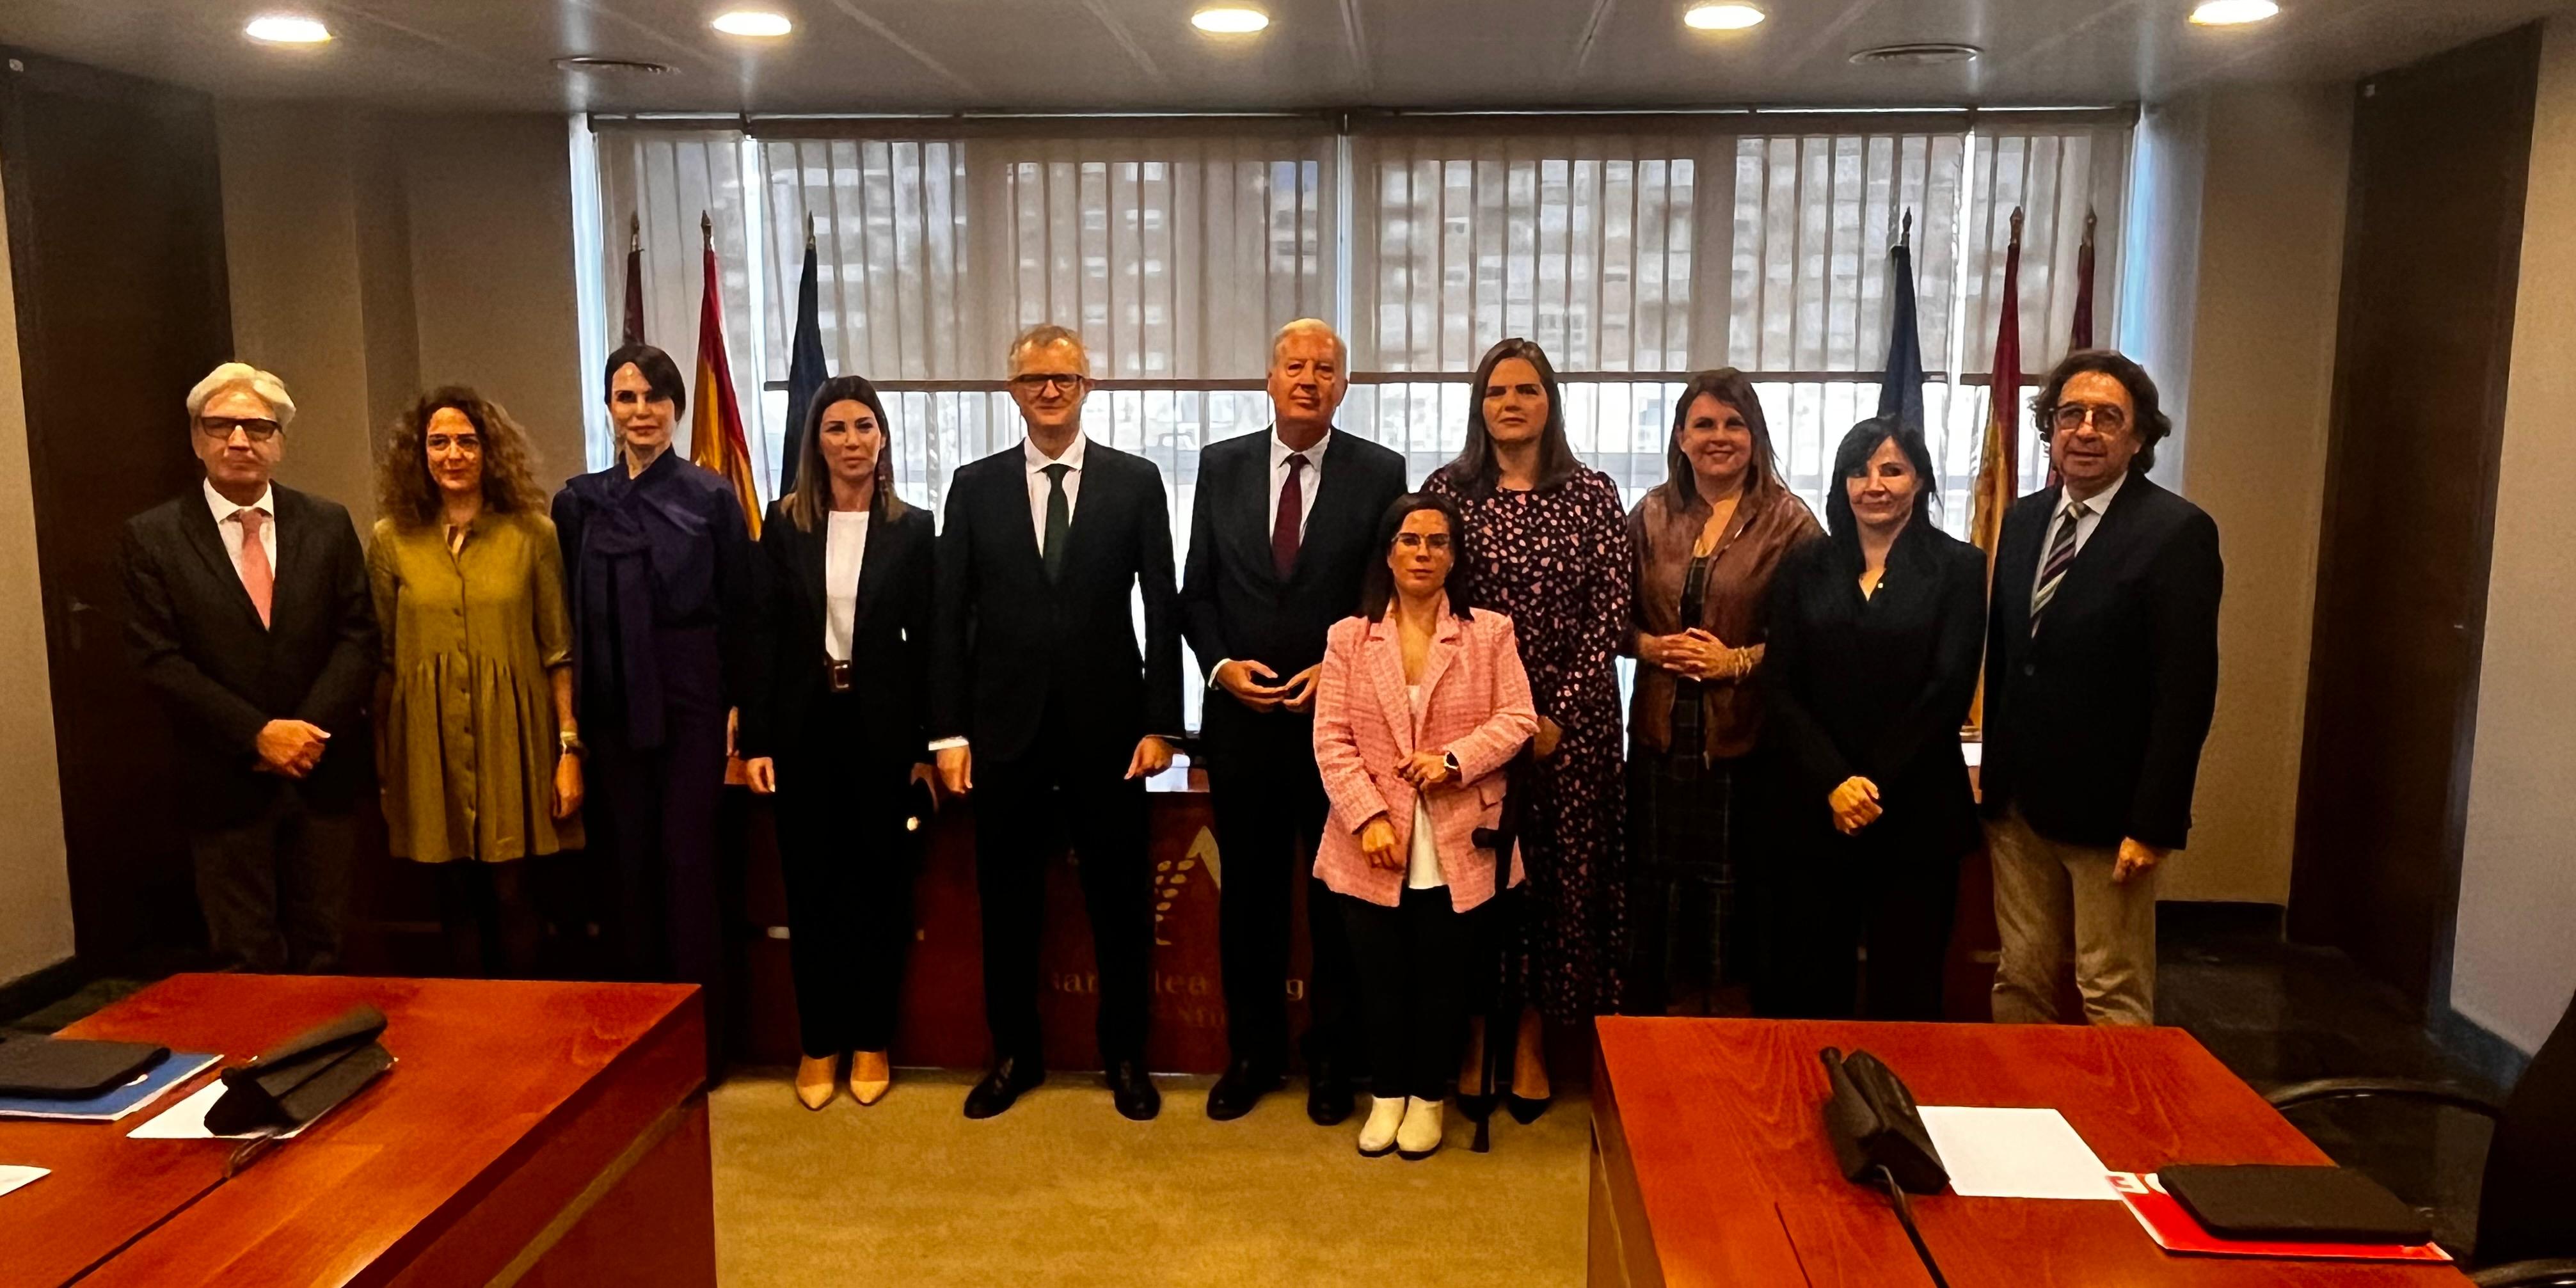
[1023,431,1088,555]
[2033,469,2127,601]
[1267,425,1331,542]
[823,510,869,662]
[202,479,277,587]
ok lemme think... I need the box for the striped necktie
[2028,501,2087,635]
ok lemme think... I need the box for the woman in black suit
[740,375,936,1109]
[1760,417,1985,1020]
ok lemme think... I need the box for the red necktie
[237,507,275,629]
[1272,454,1307,579]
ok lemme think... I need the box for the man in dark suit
[118,363,378,974]
[1982,349,2222,1027]
[1182,319,1406,1124]
[932,324,1183,1121]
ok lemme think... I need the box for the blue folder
[0,1052,219,1122]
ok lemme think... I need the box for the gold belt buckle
[825,658,853,692]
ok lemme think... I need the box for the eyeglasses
[1010,372,1087,394]
[1392,532,1452,552]
[2049,402,2129,435]
[196,416,281,441]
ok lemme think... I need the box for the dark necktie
[1272,453,1307,579]
[2029,500,2087,635]
[1041,463,1072,584]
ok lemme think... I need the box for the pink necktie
[237,508,274,628]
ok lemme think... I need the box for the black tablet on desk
[0,1035,171,1099]
[2160,1163,2433,1245]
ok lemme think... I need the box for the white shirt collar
[1271,425,1332,470]
[203,479,275,522]
[1022,431,1088,475]
[2054,468,2127,521]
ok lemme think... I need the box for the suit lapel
[1285,431,1357,585]
[1365,617,1415,756]
[1231,439,1285,588]
[183,489,267,631]
[2033,477,2142,642]
[850,510,896,635]
[1996,486,2055,636]
[270,488,313,632]
[1415,612,1465,719]
[1001,454,1048,580]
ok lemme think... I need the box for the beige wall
[2123,85,2351,905]
[2453,16,2576,1055]
[0,149,78,988]
[216,106,586,527]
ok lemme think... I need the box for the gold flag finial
[700,210,713,244]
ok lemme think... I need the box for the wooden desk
[1589,1018,2471,1287]
[1,974,710,1287]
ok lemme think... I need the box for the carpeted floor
[708,1070,1590,1287]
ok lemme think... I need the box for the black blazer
[1764,523,1987,862]
[1980,474,2223,851]
[740,500,934,773]
[930,439,1182,767]
[118,482,379,825]
[1179,427,1408,753]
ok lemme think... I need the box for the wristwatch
[559,730,585,758]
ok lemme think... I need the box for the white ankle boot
[1357,1095,1405,1156]
[1396,1096,1445,1159]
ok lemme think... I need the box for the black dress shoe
[963,1056,1045,1120]
[1106,1059,1161,1121]
[1506,1093,1554,1125]
[1305,1062,1356,1127]
[1205,1058,1283,1122]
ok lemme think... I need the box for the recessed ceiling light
[1683,3,1766,31]
[2190,0,2279,24]
[1191,6,1269,35]
[243,13,331,44]
[710,10,793,37]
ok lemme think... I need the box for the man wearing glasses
[117,362,378,973]
[1982,349,2223,1028]
[930,324,1183,1120]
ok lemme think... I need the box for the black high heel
[1505,1093,1552,1125]
[1457,1093,1498,1122]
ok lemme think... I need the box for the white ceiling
[0,0,2565,115]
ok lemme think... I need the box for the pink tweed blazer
[1311,607,1538,912]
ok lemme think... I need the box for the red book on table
[2110,1172,2455,1263]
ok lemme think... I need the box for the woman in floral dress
[1420,337,1632,1121]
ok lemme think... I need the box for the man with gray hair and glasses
[118,362,378,973]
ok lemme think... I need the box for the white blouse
[1405,683,1445,891]
[823,511,870,662]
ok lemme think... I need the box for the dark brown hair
[2030,349,2172,476]
[1435,337,1580,497]
[602,342,687,416]
[1662,368,1784,506]
[376,386,548,527]
[1358,493,1473,622]
[782,374,910,532]
[1823,416,1939,550]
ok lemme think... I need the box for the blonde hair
[185,362,297,429]
[1007,323,1090,373]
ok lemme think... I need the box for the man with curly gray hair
[117,361,378,972]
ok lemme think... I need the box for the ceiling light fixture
[553,56,675,76]
[243,13,331,44]
[1850,42,1982,66]
[1191,6,1270,35]
[2189,0,2280,25]
[1683,3,1766,31]
[710,10,794,37]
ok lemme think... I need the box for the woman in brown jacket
[1623,369,1820,1014]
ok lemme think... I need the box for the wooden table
[0,974,710,1287]
[1589,1018,2472,1287]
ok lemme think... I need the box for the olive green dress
[369,511,583,863]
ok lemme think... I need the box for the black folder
[0,1035,170,1099]
[2160,1164,2432,1245]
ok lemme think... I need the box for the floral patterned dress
[1421,467,1634,1021]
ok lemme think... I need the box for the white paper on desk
[1918,1106,2119,1200]
[124,1079,312,1141]
[0,1165,46,1198]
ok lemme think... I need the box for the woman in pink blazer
[1312,493,1538,1160]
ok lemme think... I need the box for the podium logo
[1152,827,1220,946]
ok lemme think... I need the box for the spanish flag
[1966,206,2024,727]
[690,218,761,537]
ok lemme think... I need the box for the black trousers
[431,859,540,978]
[774,696,920,1058]
[1759,831,1961,1021]
[1342,887,1488,1102]
[1204,713,1359,1074]
[186,789,354,974]
[586,703,732,1067]
[974,729,1153,1067]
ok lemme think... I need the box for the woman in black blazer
[740,375,936,1109]
[1760,418,1985,1020]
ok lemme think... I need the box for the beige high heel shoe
[850,1051,892,1106]
[795,1054,839,1111]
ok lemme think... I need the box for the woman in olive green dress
[370,386,585,976]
